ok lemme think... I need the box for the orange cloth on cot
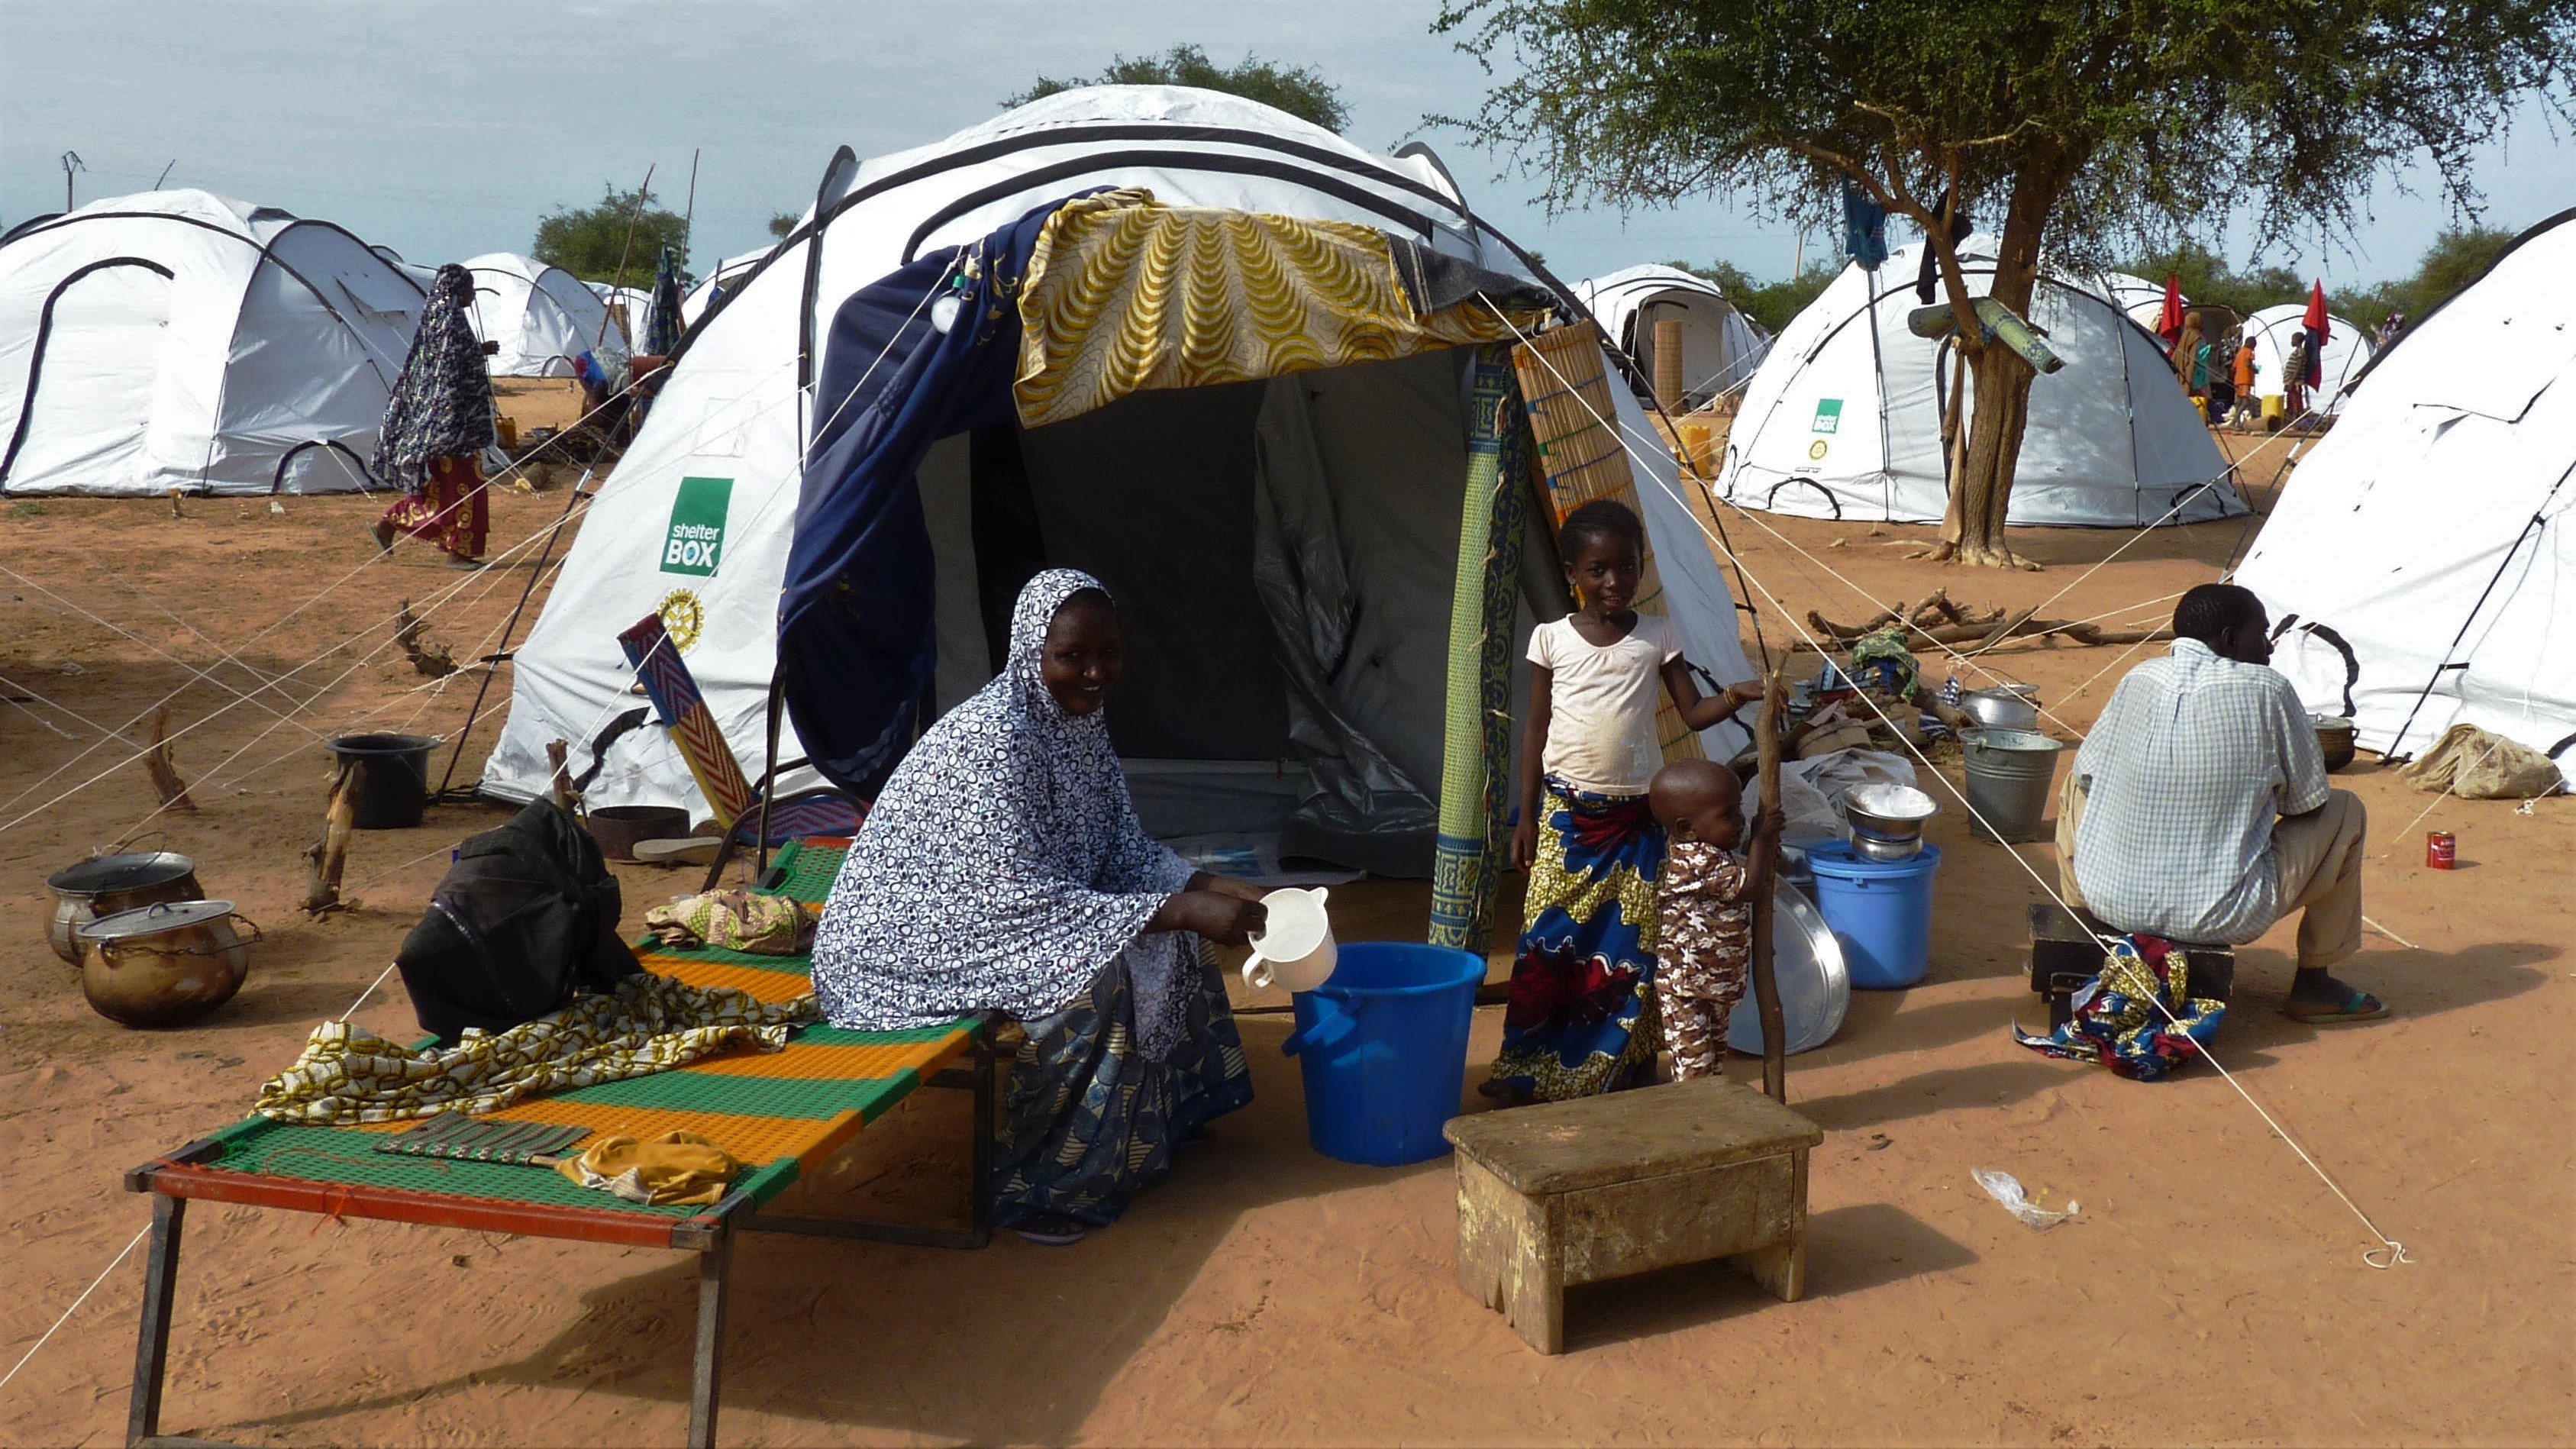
[555,1130,740,1206]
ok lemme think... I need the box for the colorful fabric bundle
[1848,627,1921,701]
[2015,935,2225,1082]
[644,888,815,955]
[256,973,817,1124]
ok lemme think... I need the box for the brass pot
[75,899,259,1028]
[45,851,203,966]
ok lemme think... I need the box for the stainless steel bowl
[1961,688,2041,731]
[1844,783,1941,859]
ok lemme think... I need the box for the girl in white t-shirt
[1483,499,1761,1103]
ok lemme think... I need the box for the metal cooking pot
[45,851,203,966]
[1960,688,2042,732]
[74,899,259,1028]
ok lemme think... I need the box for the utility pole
[61,151,86,211]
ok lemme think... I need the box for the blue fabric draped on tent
[778,202,1058,795]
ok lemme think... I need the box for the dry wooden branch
[143,706,196,812]
[303,758,357,914]
[1750,668,1789,1105]
[395,599,457,678]
[1807,612,2177,649]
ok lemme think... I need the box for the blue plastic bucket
[1280,941,1484,1165]
[1804,841,1942,989]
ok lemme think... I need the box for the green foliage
[1666,258,1838,334]
[531,186,691,285]
[1007,44,1349,133]
[767,211,797,240]
[2123,226,2521,332]
[1435,1,2576,262]
[2119,241,2305,318]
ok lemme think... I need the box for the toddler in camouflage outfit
[1647,759,1782,1080]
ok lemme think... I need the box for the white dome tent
[462,253,621,377]
[678,247,768,330]
[476,86,1756,876]
[589,282,655,349]
[2096,269,2178,333]
[2236,302,2374,415]
[1716,237,2242,527]
[2236,208,2576,784]
[0,189,425,496]
[1576,264,1772,406]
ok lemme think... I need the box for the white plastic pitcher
[1242,886,1337,992]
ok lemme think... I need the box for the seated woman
[810,569,1266,1246]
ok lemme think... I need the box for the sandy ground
[1,418,2570,1446]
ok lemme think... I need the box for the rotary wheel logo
[1808,438,1830,461]
[657,589,705,653]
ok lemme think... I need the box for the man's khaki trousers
[2055,771,2367,967]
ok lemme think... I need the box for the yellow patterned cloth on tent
[254,974,819,1125]
[1014,189,1547,427]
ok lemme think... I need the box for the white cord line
[0,1226,150,1396]
[1487,300,2412,1269]
[0,674,86,741]
[341,962,401,1020]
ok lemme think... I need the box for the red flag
[2302,279,2331,386]
[2157,275,2185,345]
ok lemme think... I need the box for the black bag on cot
[394,800,640,1044]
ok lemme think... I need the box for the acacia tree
[1009,44,1349,132]
[1437,0,2576,566]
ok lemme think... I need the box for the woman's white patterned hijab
[809,570,1202,1057]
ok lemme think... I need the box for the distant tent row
[1717,237,2243,527]
[0,189,424,496]
[2237,302,2374,415]
[2239,206,2576,785]
[479,86,1758,879]
[1575,265,1771,408]
[464,253,622,378]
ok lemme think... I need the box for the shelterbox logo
[1811,399,1843,434]
[661,476,733,576]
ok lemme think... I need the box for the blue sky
[5,0,2569,290]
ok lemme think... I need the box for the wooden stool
[1441,1079,1822,1354]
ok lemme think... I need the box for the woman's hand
[1510,817,1538,873]
[1151,889,1268,947]
[1186,872,1269,906]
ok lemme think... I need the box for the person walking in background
[372,263,497,569]
[2377,310,2405,350]
[2231,336,2261,427]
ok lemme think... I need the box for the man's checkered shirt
[2070,639,2329,944]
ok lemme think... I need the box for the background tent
[2095,270,2178,333]
[1577,264,1772,407]
[2237,302,2374,415]
[463,253,622,377]
[0,189,424,496]
[679,248,768,330]
[2236,208,2576,783]
[1717,237,2242,526]
[479,86,1757,880]
[590,282,656,349]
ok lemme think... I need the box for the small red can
[2426,831,2457,870]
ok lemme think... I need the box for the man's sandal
[2287,988,2390,1025]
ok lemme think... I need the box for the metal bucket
[1962,729,2066,843]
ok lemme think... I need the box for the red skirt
[380,455,488,558]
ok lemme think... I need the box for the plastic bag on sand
[1973,1167,2079,1230]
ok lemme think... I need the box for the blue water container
[1803,842,1942,989]
[1279,941,1485,1165]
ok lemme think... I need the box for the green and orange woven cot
[121,840,992,1449]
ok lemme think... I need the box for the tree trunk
[1924,153,2075,569]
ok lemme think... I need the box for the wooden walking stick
[1749,668,1789,1104]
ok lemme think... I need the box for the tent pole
[430,466,595,802]
[1637,382,1772,673]
[1429,346,1525,956]
[2383,466,2571,757]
